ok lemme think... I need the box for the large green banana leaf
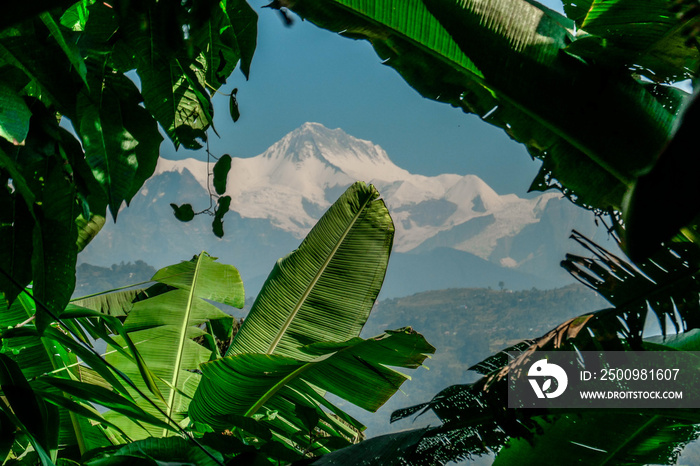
[287,0,696,212]
[101,252,243,440]
[564,0,698,83]
[190,329,435,451]
[227,182,394,360]
[189,183,431,458]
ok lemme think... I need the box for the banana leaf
[565,0,699,83]
[562,230,700,335]
[0,291,173,453]
[100,252,243,440]
[372,232,700,465]
[71,288,150,318]
[227,182,394,359]
[190,329,435,451]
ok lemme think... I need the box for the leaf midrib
[163,252,203,434]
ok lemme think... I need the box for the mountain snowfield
[82,122,609,297]
[155,122,561,264]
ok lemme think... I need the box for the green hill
[352,284,608,436]
[74,261,157,297]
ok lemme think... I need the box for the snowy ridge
[155,123,559,262]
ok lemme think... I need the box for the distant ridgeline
[74,261,157,297]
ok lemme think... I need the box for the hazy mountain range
[79,123,616,298]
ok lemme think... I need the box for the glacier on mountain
[155,122,561,262]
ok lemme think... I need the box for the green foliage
[186,182,432,459]
[191,330,434,445]
[167,153,235,235]
[5,0,700,464]
[0,182,432,464]
[0,0,258,310]
[323,234,700,465]
[89,253,243,439]
[0,285,179,460]
[227,182,394,359]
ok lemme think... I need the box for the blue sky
[164,0,565,196]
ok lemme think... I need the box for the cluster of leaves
[0,182,436,464]
[0,0,257,320]
[304,233,700,465]
[170,153,233,238]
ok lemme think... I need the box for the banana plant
[61,182,433,464]
[79,252,245,440]
[227,181,395,360]
[191,329,435,456]
[187,182,435,459]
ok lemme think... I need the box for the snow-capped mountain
[81,123,607,297]
[155,123,564,263]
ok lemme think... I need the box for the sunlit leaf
[99,253,242,439]
[228,182,394,359]
[0,81,31,144]
[41,377,176,433]
[191,329,435,437]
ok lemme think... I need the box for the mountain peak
[296,121,330,133]
[260,122,407,182]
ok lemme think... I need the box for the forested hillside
[356,284,608,435]
[74,262,157,297]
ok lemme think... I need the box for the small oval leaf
[229,93,240,123]
[170,203,195,222]
[212,195,231,238]
[213,155,232,195]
